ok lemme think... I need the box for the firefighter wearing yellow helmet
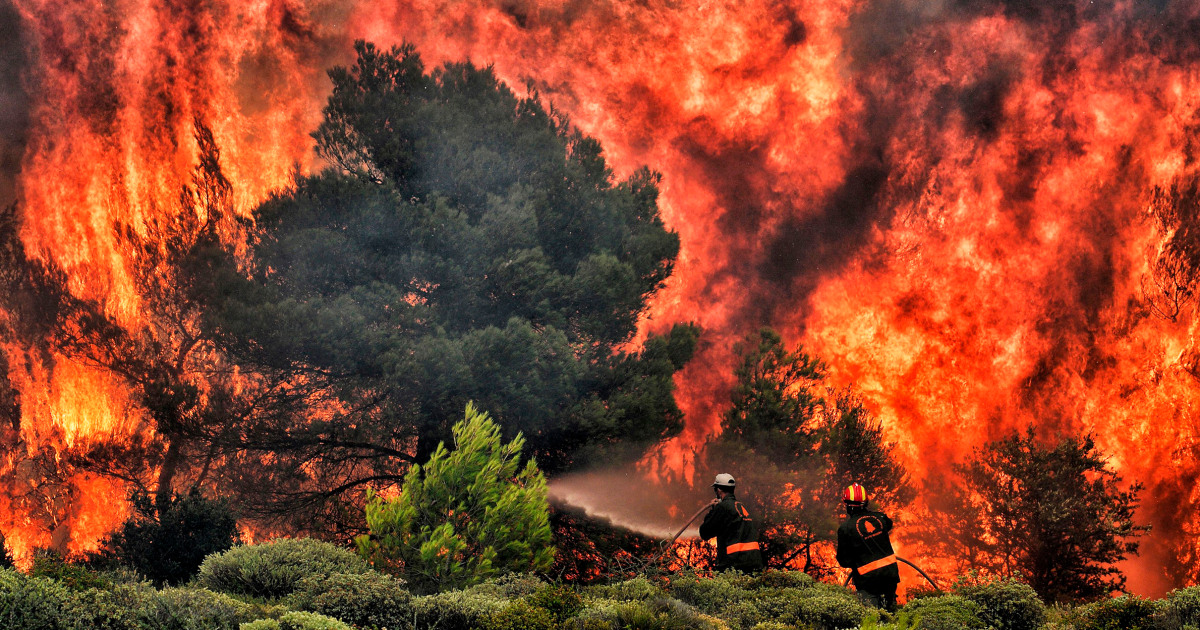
[698,473,764,572]
[836,483,900,611]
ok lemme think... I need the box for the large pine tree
[202,41,697,529]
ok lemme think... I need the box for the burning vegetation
[0,0,1199,609]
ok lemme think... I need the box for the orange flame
[5,0,1200,595]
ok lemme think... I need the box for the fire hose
[842,556,941,592]
[650,503,942,593]
[648,503,714,566]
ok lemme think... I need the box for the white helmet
[712,473,736,490]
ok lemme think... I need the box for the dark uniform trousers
[699,495,764,572]
[837,509,900,611]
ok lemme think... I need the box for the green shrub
[1153,586,1200,629]
[1071,594,1158,630]
[693,575,861,630]
[724,599,774,629]
[240,622,280,630]
[0,568,72,629]
[241,613,349,630]
[587,576,665,602]
[667,573,751,613]
[750,623,804,630]
[569,601,620,630]
[30,549,109,591]
[615,600,684,630]
[466,573,547,599]
[953,576,1046,630]
[750,571,817,590]
[788,593,869,630]
[95,491,240,586]
[289,571,413,629]
[276,611,352,630]
[198,538,368,599]
[138,586,259,630]
[901,594,986,630]
[412,588,507,629]
[570,619,618,630]
[527,583,584,621]
[481,600,557,630]
[63,585,155,630]
[608,598,727,630]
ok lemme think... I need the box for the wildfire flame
[4,0,1200,593]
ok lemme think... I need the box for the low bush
[1069,594,1158,630]
[95,491,240,587]
[412,588,508,629]
[240,622,280,630]
[481,599,557,630]
[1153,585,1200,629]
[466,572,547,599]
[138,586,260,630]
[789,593,869,630]
[952,575,1046,630]
[527,583,585,621]
[900,594,986,630]
[197,538,368,599]
[276,611,352,630]
[30,549,109,591]
[239,612,352,630]
[689,571,863,630]
[561,597,722,630]
[586,576,665,602]
[568,599,621,630]
[723,598,776,629]
[667,573,752,613]
[63,585,156,630]
[750,571,818,590]
[288,571,413,629]
[0,568,72,629]
[593,597,730,630]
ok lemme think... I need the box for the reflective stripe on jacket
[836,509,900,585]
[699,495,764,572]
[857,554,897,575]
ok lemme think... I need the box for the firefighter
[836,483,900,611]
[698,473,764,572]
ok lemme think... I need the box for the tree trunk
[155,437,181,516]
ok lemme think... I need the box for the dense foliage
[705,328,912,573]
[194,40,698,529]
[357,403,554,592]
[197,538,368,599]
[1,543,1198,629]
[92,491,240,586]
[919,430,1147,604]
[0,37,696,540]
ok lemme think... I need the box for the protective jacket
[836,508,900,592]
[699,495,764,572]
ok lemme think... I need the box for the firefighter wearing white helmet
[698,473,764,572]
